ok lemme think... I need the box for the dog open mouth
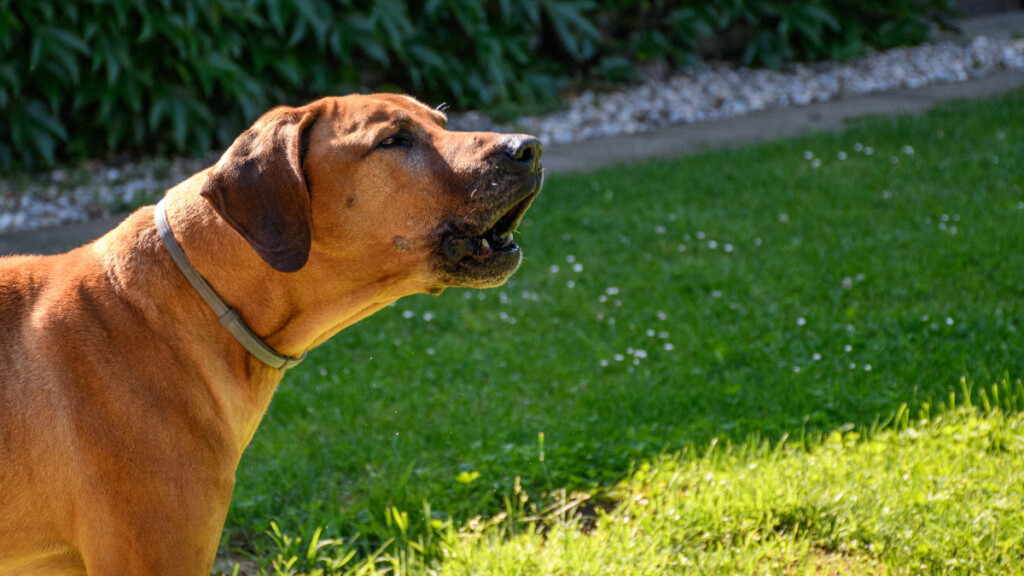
[443,190,539,265]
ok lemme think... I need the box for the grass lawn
[220,89,1024,574]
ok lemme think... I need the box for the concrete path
[0,215,129,256]
[2,10,1023,256]
[543,69,1024,173]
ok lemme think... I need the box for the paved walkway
[544,70,1024,172]
[2,10,1023,256]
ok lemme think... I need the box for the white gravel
[0,155,214,234]
[477,36,1024,144]
[2,35,1023,235]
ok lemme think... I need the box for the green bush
[0,0,961,171]
[593,0,961,71]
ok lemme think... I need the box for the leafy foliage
[0,0,961,171]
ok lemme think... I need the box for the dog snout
[499,135,543,174]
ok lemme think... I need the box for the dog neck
[150,173,420,364]
[154,198,306,371]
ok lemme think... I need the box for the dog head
[200,94,543,293]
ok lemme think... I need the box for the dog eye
[377,132,411,149]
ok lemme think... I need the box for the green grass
[220,89,1024,573]
[430,393,1024,575]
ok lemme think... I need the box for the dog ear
[201,107,318,273]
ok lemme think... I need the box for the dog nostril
[517,144,535,163]
[509,137,542,166]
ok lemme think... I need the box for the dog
[0,94,543,575]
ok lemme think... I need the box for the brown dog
[0,94,542,575]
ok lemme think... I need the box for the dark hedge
[0,0,960,171]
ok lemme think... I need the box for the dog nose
[502,135,543,172]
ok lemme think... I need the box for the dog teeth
[480,238,490,250]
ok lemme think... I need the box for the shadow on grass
[223,90,1024,562]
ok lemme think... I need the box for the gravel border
[2,35,1023,235]
[450,37,1024,144]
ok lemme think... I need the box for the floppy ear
[201,107,318,273]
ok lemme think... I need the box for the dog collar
[154,199,306,370]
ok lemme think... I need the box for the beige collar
[154,199,306,370]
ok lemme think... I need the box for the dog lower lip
[444,185,537,262]
[444,234,519,263]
